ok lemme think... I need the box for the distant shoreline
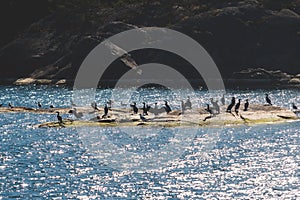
[0,78,299,89]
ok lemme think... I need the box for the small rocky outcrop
[232,68,292,83]
[290,73,300,84]
[231,68,300,87]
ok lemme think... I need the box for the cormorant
[130,102,138,114]
[107,100,113,108]
[265,94,272,105]
[142,102,148,115]
[146,104,151,113]
[244,99,249,111]
[139,114,147,122]
[292,103,298,110]
[0,103,2,107]
[226,97,235,112]
[102,104,109,118]
[56,112,63,124]
[91,102,100,111]
[69,108,83,118]
[50,105,54,109]
[210,98,220,114]
[215,100,220,114]
[203,104,213,121]
[8,103,13,109]
[205,104,212,114]
[221,94,225,105]
[185,96,192,109]
[181,100,186,114]
[235,99,241,113]
[37,102,42,108]
[164,101,172,113]
[153,102,159,116]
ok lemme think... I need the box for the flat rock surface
[17,104,298,128]
[1,104,298,127]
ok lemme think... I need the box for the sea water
[0,85,299,199]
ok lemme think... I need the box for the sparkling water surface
[0,85,299,199]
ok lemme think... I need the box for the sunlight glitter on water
[0,86,299,199]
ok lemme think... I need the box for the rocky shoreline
[0,68,299,89]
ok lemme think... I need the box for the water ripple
[0,86,299,199]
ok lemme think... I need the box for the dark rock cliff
[0,0,300,87]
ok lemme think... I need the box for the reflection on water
[0,86,299,199]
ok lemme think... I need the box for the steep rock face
[0,1,300,86]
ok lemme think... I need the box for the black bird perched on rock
[139,114,147,122]
[102,104,109,118]
[181,100,186,114]
[91,102,100,111]
[265,94,272,105]
[203,104,213,122]
[292,103,298,110]
[50,105,54,109]
[221,94,225,105]
[56,112,63,124]
[142,102,149,115]
[37,102,42,108]
[185,96,192,109]
[203,104,213,121]
[8,102,13,109]
[226,97,235,112]
[164,101,172,113]
[244,99,249,111]
[235,99,241,114]
[205,104,212,114]
[130,102,138,114]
